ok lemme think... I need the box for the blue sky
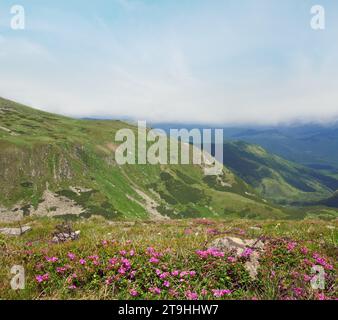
[0,0,338,124]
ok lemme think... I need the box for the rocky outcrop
[209,236,265,279]
[0,189,85,222]
[0,225,31,236]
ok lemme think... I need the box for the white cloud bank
[0,0,338,125]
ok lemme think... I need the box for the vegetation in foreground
[0,217,337,300]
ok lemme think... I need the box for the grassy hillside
[220,141,338,205]
[0,97,286,221]
[224,125,338,171]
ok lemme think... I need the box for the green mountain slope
[224,125,338,171]
[220,141,338,205]
[0,97,286,221]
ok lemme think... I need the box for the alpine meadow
[0,1,337,304]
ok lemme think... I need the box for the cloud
[0,0,338,125]
[114,0,139,11]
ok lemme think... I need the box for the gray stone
[0,226,31,236]
[52,230,81,243]
[209,236,265,279]
[249,226,262,231]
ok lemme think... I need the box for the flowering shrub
[258,239,336,300]
[1,219,336,300]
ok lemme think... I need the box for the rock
[0,226,31,236]
[209,237,265,279]
[249,226,262,231]
[52,230,80,243]
[51,223,80,243]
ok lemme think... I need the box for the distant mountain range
[155,122,338,171]
[223,124,338,172]
[155,122,338,215]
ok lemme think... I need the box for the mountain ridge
[0,97,288,221]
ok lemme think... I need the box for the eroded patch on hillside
[129,187,169,221]
[0,190,85,222]
[31,190,84,217]
[0,206,24,222]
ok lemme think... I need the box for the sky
[0,0,338,125]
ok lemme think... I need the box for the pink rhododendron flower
[241,248,253,258]
[212,289,232,297]
[206,228,217,234]
[312,254,333,270]
[293,287,303,297]
[196,248,225,259]
[317,293,326,300]
[35,273,49,283]
[56,267,67,274]
[227,256,236,263]
[118,267,126,274]
[303,274,312,282]
[287,242,297,251]
[67,253,76,260]
[156,269,162,276]
[238,229,246,235]
[300,247,309,255]
[149,287,161,295]
[46,256,58,263]
[79,259,86,265]
[109,258,118,265]
[242,248,253,258]
[201,289,208,296]
[121,258,131,270]
[149,257,159,264]
[185,291,198,300]
[171,270,179,276]
[324,263,333,270]
[169,289,179,298]
[129,289,138,297]
[163,281,170,288]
